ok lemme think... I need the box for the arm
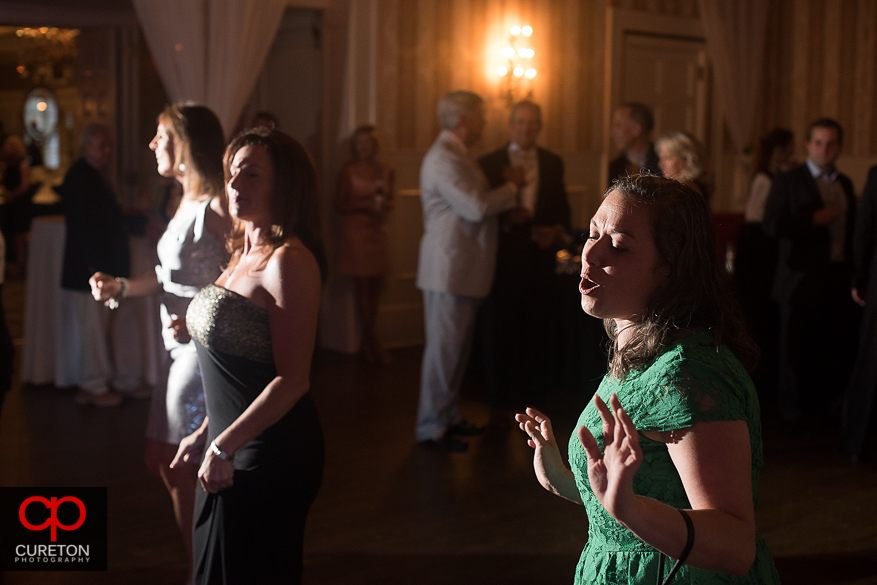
[852,167,877,296]
[90,271,161,302]
[515,408,583,505]
[169,417,209,468]
[434,149,520,222]
[197,241,321,493]
[744,173,772,223]
[578,394,756,576]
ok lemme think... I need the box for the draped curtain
[133,0,287,136]
[697,0,770,153]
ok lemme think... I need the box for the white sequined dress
[146,196,227,444]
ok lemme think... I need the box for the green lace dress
[567,331,781,584]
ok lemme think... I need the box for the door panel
[622,33,708,142]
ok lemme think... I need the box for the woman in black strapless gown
[171,128,327,584]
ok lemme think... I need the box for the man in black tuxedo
[478,100,571,408]
[59,124,130,407]
[763,118,859,422]
[607,102,662,188]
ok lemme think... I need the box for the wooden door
[621,33,708,142]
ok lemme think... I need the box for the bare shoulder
[262,239,321,308]
[204,195,231,242]
[208,194,229,218]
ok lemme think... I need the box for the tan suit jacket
[416,130,517,298]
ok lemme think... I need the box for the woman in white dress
[90,104,230,581]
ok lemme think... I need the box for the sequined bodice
[187,284,273,364]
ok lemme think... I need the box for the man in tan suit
[415,90,526,451]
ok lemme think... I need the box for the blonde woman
[90,104,229,580]
[656,131,708,198]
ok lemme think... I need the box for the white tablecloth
[21,215,162,388]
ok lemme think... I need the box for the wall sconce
[496,25,537,107]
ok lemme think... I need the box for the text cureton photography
[0,487,107,571]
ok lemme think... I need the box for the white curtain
[697,0,770,153]
[206,0,287,135]
[133,0,287,136]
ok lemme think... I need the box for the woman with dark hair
[735,128,794,392]
[744,128,794,223]
[516,175,779,584]
[171,127,325,584]
[90,103,229,579]
[335,124,394,363]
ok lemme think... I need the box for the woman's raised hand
[577,394,642,521]
[89,272,119,303]
[515,407,581,503]
[516,407,558,450]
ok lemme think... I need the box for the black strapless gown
[186,284,324,585]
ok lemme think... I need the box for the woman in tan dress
[335,125,394,363]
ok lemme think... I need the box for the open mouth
[579,277,599,294]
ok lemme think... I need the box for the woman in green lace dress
[516,175,781,584]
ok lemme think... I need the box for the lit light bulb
[518,48,527,57]
[503,47,515,59]
[510,26,521,36]
[513,67,524,77]
[527,49,535,58]
[525,68,537,79]
[522,26,533,37]
[39,27,48,34]
[37,101,48,112]
[497,66,508,76]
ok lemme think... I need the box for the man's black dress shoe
[419,436,468,452]
[446,420,486,437]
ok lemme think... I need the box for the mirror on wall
[22,88,59,168]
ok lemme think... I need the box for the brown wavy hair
[604,174,758,378]
[223,127,327,281]
[157,103,225,198]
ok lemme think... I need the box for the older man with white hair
[59,123,131,406]
[415,90,527,451]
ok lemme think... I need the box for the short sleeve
[621,334,756,433]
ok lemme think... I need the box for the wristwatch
[209,440,233,461]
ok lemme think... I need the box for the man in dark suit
[59,123,131,406]
[763,118,859,423]
[478,100,571,408]
[607,102,662,188]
